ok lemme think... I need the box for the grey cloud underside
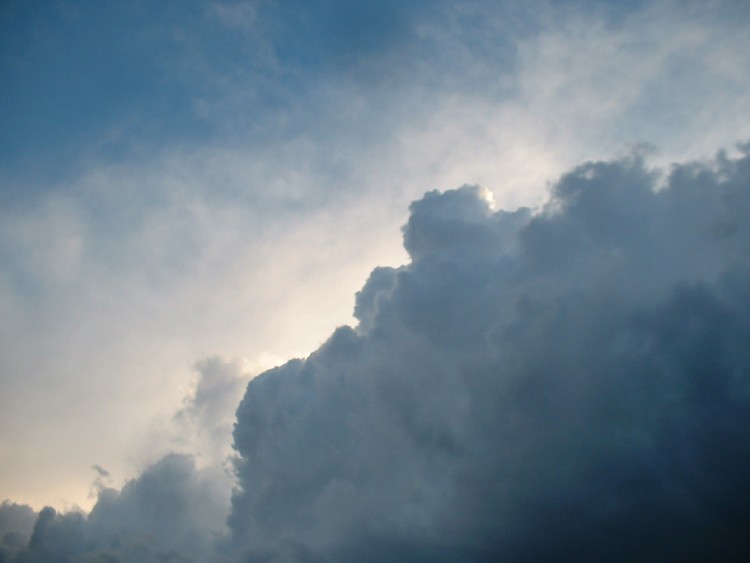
[230,147,750,560]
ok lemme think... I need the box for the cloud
[228,144,750,560]
[8,455,228,563]
[2,0,750,555]
[1,356,248,562]
[172,356,253,466]
[0,501,37,562]
[0,147,401,510]
[4,0,750,511]
[2,141,748,562]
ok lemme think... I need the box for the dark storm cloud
[229,145,750,560]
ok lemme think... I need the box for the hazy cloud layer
[228,146,750,560]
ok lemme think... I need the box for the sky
[1,0,750,561]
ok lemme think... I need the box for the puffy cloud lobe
[0,502,36,562]
[9,455,227,562]
[230,146,750,560]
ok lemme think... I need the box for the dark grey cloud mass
[4,144,750,561]
[229,145,750,561]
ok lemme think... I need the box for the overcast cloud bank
[3,144,750,561]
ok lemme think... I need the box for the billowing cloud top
[4,145,750,561]
[229,146,750,560]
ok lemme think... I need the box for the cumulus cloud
[1,357,250,563]
[3,143,749,561]
[229,145,750,560]
[8,455,228,563]
[0,501,37,562]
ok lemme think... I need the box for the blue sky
[1,0,750,558]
